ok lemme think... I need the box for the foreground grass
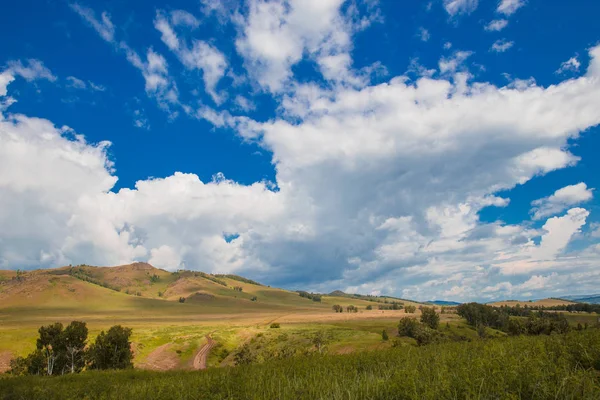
[2,330,600,400]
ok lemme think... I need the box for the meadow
[1,329,599,399]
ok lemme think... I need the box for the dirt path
[193,335,216,370]
[0,351,13,373]
[137,343,179,371]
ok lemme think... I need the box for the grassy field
[2,263,599,377]
[0,263,433,372]
[1,329,599,399]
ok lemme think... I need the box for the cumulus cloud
[530,183,593,220]
[491,39,514,52]
[234,0,371,92]
[443,0,478,17]
[485,19,508,32]
[4,20,600,302]
[497,0,525,16]
[438,50,473,74]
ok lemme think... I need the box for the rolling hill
[558,294,600,304]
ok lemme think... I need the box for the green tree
[398,318,420,338]
[420,307,440,329]
[62,321,88,373]
[87,325,133,370]
[381,329,389,341]
[404,305,417,313]
[36,322,65,375]
[507,319,525,336]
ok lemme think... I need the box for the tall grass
[1,330,599,399]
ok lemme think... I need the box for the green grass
[2,330,599,400]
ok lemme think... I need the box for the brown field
[490,298,577,307]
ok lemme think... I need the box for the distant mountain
[558,294,600,304]
[427,300,461,306]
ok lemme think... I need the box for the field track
[193,335,216,370]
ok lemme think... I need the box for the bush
[366,305,372,310]
[178,297,186,303]
[87,326,133,370]
[404,305,417,313]
[398,318,420,338]
[270,323,280,329]
[420,307,440,330]
[332,305,343,313]
[381,330,389,341]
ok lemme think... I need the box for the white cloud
[443,0,478,16]
[72,5,179,112]
[155,10,228,104]
[70,4,115,42]
[6,59,56,82]
[418,27,430,42]
[149,245,182,271]
[234,0,372,92]
[556,55,581,74]
[3,30,600,302]
[0,71,15,97]
[439,50,472,74]
[67,76,87,89]
[66,76,105,92]
[170,10,200,28]
[491,39,514,52]
[497,0,525,16]
[132,109,149,130]
[530,183,593,220]
[485,19,508,32]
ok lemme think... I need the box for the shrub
[366,305,372,310]
[398,318,420,338]
[87,326,133,370]
[381,330,389,341]
[332,305,343,313]
[404,305,417,313]
[420,307,440,330]
[270,323,280,329]
[178,297,186,303]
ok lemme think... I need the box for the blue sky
[1,0,600,301]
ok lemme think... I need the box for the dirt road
[193,335,216,370]
[137,343,179,371]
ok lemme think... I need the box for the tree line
[9,321,133,376]
[457,303,573,336]
[298,291,322,302]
